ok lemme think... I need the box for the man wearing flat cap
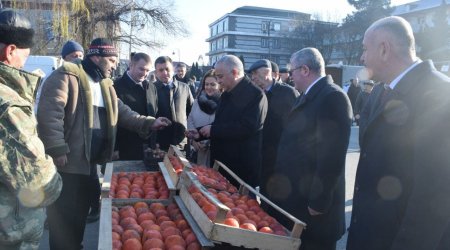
[279,66,293,86]
[0,8,62,250]
[248,59,298,199]
[37,38,171,249]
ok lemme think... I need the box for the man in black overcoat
[114,53,158,160]
[189,55,268,187]
[347,16,450,250]
[268,48,352,250]
[248,59,299,194]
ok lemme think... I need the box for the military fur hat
[0,8,34,48]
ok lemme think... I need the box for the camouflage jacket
[0,62,62,245]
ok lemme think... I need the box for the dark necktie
[380,84,392,105]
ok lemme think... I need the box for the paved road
[39,127,361,250]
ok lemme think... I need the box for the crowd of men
[1,7,449,250]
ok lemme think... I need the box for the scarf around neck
[82,57,106,82]
[197,91,220,115]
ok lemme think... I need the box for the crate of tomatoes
[101,162,176,203]
[98,198,214,250]
[178,160,306,250]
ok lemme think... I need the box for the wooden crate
[98,198,214,250]
[161,145,193,189]
[178,160,306,250]
[101,161,176,202]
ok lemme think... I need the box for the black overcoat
[113,73,158,160]
[260,81,299,194]
[210,77,268,187]
[268,76,352,243]
[347,60,450,250]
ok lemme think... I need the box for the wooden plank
[174,196,215,248]
[98,198,112,250]
[159,162,176,190]
[101,162,113,198]
[179,187,215,238]
[215,160,306,227]
[211,224,301,250]
[163,154,179,187]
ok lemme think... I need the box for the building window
[261,38,269,48]
[273,22,281,31]
[262,21,269,32]
[223,37,228,48]
[218,38,223,49]
[272,39,280,49]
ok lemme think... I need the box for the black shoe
[86,211,100,223]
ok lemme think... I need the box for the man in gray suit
[153,56,194,150]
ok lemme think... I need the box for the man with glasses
[268,48,352,250]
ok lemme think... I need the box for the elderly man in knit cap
[0,8,62,250]
[37,38,171,249]
[61,40,84,62]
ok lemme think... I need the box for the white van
[23,55,61,79]
[24,55,62,113]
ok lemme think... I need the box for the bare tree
[4,0,189,55]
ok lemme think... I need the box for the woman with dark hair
[187,69,221,166]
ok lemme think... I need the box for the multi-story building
[392,0,449,32]
[392,0,450,74]
[206,6,312,69]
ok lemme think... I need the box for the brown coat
[37,61,155,175]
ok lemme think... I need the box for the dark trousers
[88,166,101,214]
[47,172,92,250]
[300,239,336,250]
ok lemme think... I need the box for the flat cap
[279,67,289,73]
[270,61,279,73]
[248,59,271,73]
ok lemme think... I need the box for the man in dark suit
[153,56,194,150]
[114,52,158,160]
[188,55,268,187]
[248,59,299,195]
[347,16,450,250]
[269,48,352,250]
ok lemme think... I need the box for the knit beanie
[61,40,84,58]
[86,38,118,57]
[0,8,34,48]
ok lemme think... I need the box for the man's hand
[199,125,212,138]
[151,117,172,130]
[185,129,200,140]
[308,206,323,216]
[54,155,68,167]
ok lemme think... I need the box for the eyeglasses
[289,65,305,74]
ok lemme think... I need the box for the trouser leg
[47,172,91,250]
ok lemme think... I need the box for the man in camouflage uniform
[0,8,62,250]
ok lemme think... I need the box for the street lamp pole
[128,0,134,58]
[268,20,271,61]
